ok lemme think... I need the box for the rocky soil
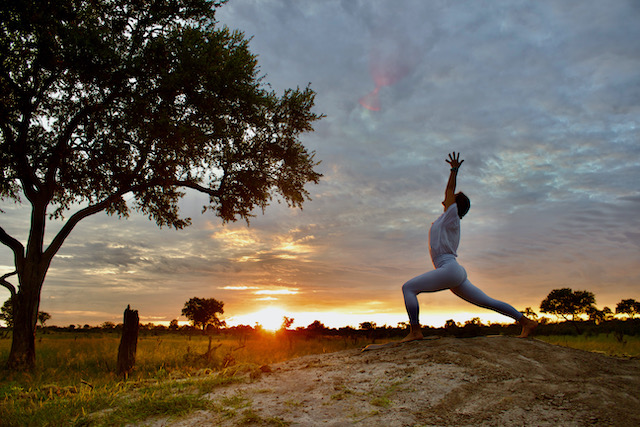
[146,336,640,426]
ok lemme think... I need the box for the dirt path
[153,336,640,426]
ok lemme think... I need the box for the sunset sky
[1,0,639,330]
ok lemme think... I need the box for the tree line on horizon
[3,290,638,336]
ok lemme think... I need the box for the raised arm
[442,151,464,210]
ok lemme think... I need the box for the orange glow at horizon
[207,226,528,332]
[254,289,299,295]
[224,305,521,331]
[230,306,289,331]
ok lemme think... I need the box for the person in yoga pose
[401,152,537,342]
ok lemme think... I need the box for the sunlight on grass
[0,331,366,426]
[536,333,640,358]
[1,329,638,425]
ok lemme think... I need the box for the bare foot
[517,316,538,338]
[400,331,424,342]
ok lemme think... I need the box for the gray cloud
[2,0,639,327]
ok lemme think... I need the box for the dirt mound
[162,336,640,426]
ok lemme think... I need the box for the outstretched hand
[446,151,464,169]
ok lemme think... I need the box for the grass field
[536,333,640,359]
[1,331,362,385]
[0,331,367,426]
[1,330,638,426]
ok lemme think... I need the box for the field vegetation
[0,327,369,426]
[1,318,638,426]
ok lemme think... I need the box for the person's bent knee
[402,280,415,296]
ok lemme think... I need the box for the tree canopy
[181,297,225,331]
[0,0,322,229]
[37,311,51,328]
[0,298,50,329]
[540,288,596,333]
[0,299,13,329]
[616,299,640,319]
[0,0,322,370]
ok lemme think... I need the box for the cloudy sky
[2,0,639,330]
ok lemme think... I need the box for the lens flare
[359,38,418,111]
[359,87,381,111]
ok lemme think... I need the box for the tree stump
[117,305,139,378]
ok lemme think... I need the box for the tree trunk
[117,306,139,378]
[6,264,46,370]
[7,293,37,369]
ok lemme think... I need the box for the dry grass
[1,329,637,425]
[0,331,365,426]
[536,333,640,358]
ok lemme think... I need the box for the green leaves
[1,0,322,370]
[1,0,322,227]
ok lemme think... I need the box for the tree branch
[12,73,57,201]
[43,191,129,262]
[0,116,15,150]
[45,91,120,192]
[43,175,169,261]
[0,226,25,268]
[43,175,220,262]
[0,271,17,301]
[174,180,220,198]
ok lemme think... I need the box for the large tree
[616,299,640,319]
[181,297,224,332]
[0,0,322,370]
[540,288,596,333]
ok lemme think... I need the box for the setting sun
[232,307,289,332]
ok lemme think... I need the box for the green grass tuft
[0,331,365,425]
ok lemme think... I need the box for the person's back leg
[450,279,521,319]
[450,279,537,337]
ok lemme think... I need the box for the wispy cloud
[2,0,638,328]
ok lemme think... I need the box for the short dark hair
[455,192,470,219]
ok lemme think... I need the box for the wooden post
[117,305,139,379]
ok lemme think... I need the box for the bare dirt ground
[153,336,640,426]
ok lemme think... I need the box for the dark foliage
[182,297,224,332]
[0,0,322,370]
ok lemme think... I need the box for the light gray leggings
[402,254,523,325]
